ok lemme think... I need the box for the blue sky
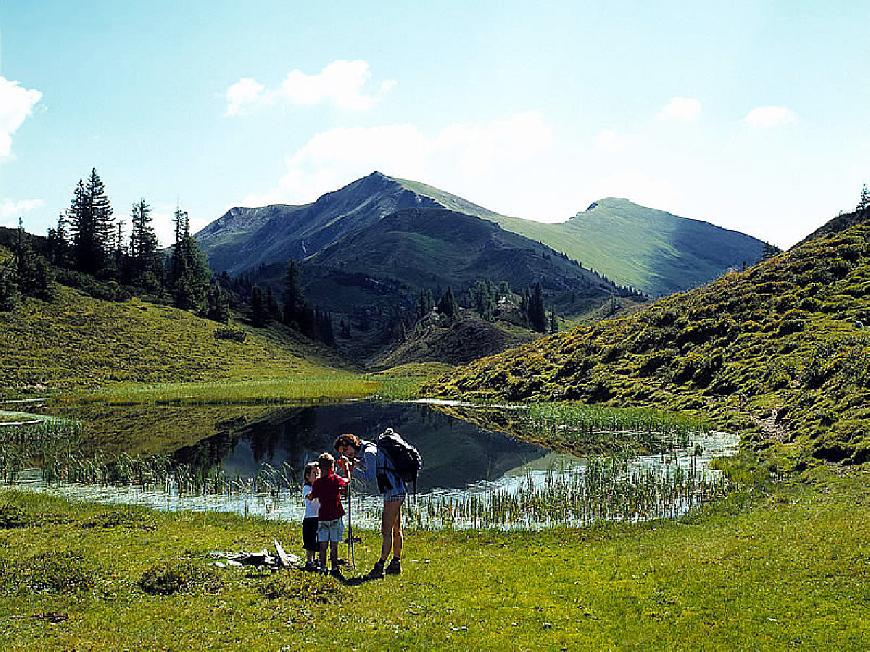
[1,0,868,247]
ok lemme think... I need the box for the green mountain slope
[394,180,770,296]
[0,278,341,393]
[428,208,870,465]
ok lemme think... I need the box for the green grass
[0,284,350,396]
[429,213,870,466]
[0,465,865,650]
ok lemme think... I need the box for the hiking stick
[346,464,356,569]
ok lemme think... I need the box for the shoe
[304,561,317,572]
[385,558,401,575]
[367,560,385,579]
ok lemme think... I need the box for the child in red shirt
[306,452,348,577]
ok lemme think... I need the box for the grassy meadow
[0,462,866,650]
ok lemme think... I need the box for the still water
[9,400,738,529]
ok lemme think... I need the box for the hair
[333,433,361,452]
[318,452,335,470]
[303,462,319,486]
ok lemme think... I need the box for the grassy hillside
[394,181,769,297]
[0,282,350,395]
[428,209,870,465]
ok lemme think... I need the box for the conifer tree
[168,207,210,311]
[858,184,870,211]
[250,286,267,326]
[548,311,559,334]
[437,286,459,321]
[46,212,70,267]
[527,282,547,332]
[129,198,162,289]
[205,282,231,323]
[0,260,18,311]
[282,260,308,327]
[68,169,115,276]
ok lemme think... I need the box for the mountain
[199,173,770,297]
[427,208,870,465]
[197,172,441,275]
[394,182,772,296]
[307,207,622,314]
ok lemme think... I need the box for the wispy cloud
[0,198,45,228]
[743,105,798,128]
[240,111,552,208]
[224,60,396,116]
[0,76,43,158]
[658,96,701,122]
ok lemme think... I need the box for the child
[301,461,321,571]
[306,452,348,578]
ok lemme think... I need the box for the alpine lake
[1,398,738,531]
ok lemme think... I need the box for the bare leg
[329,541,339,570]
[318,541,327,568]
[392,503,403,559]
[380,500,402,561]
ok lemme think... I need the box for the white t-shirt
[303,484,320,519]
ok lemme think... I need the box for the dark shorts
[302,517,319,552]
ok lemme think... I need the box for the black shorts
[302,517,319,552]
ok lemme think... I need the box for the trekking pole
[346,464,356,569]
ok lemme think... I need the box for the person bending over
[334,433,405,579]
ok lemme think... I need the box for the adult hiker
[334,430,420,579]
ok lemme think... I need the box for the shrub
[260,571,342,603]
[0,504,28,529]
[214,327,246,343]
[0,552,95,594]
[138,561,222,595]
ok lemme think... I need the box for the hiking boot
[367,560,385,579]
[385,558,401,575]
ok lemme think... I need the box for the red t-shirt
[309,471,347,521]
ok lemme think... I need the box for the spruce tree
[858,184,870,211]
[548,311,559,334]
[46,212,70,267]
[250,286,267,326]
[205,282,231,323]
[527,282,547,332]
[282,260,308,327]
[437,286,459,321]
[168,207,210,311]
[129,198,162,290]
[68,169,114,276]
[0,260,18,311]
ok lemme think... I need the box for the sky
[1,0,869,248]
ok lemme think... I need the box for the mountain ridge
[196,172,771,297]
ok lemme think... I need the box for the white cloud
[225,77,266,116]
[224,60,396,116]
[595,129,632,152]
[0,76,43,158]
[743,105,798,128]
[240,112,552,209]
[658,96,701,121]
[0,198,45,228]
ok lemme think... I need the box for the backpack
[376,428,422,493]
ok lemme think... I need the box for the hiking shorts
[317,518,344,543]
